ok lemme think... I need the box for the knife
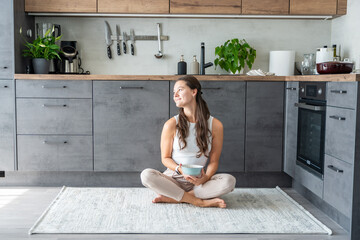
[104,21,112,59]
[116,25,121,56]
[130,29,135,56]
[122,32,127,54]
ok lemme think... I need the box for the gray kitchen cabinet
[294,164,324,198]
[327,82,357,110]
[16,80,92,98]
[170,81,246,172]
[325,106,356,165]
[17,135,93,171]
[17,98,92,135]
[0,1,14,79]
[245,82,284,172]
[0,80,15,171]
[16,79,93,171]
[323,154,353,217]
[283,82,298,178]
[93,81,169,171]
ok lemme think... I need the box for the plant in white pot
[21,27,62,74]
[214,38,256,74]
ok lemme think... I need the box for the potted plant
[21,27,62,74]
[214,38,256,74]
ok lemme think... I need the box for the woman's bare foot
[152,195,178,204]
[200,198,226,208]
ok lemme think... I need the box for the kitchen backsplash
[36,17,331,75]
[331,0,360,71]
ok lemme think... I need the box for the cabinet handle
[2,85,8,88]
[202,87,221,90]
[42,85,67,89]
[42,104,68,108]
[330,90,347,94]
[286,87,297,91]
[43,140,68,144]
[3,66,8,69]
[119,86,144,89]
[329,115,346,121]
[327,165,344,173]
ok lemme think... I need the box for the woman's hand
[184,168,209,186]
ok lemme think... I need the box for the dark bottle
[177,55,187,75]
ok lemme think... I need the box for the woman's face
[173,80,197,108]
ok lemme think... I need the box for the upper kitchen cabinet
[25,0,97,13]
[98,0,169,13]
[170,0,241,14]
[290,0,338,15]
[242,0,289,15]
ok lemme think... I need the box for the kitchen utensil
[104,21,112,59]
[36,23,61,38]
[130,29,135,56]
[316,47,333,63]
[316,61,354,74]
[301,53,316,75]
[154,23,163,59]
[122,32,128,54]
[116,25,121,56]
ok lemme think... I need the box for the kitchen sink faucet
[200,42,213,75]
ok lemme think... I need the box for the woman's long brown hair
[176,75,211,158]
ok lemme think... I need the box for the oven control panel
[299,82,326,101]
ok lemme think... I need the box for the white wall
[36,17,332,75]
[331,0,360,70]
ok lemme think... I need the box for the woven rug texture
[29,187,332,235]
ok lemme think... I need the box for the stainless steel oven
[296,82,326,178]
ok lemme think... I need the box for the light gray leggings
[140,168,236,201]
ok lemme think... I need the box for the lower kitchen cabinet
[0,80,15,171]
[93,81,169,171]
[323,154,353,217]
[170,81,246,172]
[283,82,298,178]
[245,82,284,172]
[17,135,93,171]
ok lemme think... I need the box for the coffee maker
[60,41,80,74]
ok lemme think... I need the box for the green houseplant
[21,27,62,74]
[214,38,256,74]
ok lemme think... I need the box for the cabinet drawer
[17,99,92,135]
[294,164,323,199]
[327,82,357,109]
[18,135,93,171]
[325,106,355,164]
[323,154,353,217]
[16,80,92,98]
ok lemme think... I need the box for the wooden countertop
[14,74,360,82]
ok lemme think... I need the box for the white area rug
[29,187,332,235]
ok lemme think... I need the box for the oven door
[296,100,326,175]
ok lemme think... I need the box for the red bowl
[316,61,354,74]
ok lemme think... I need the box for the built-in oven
[296,82,326,178]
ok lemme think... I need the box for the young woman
[140,75,236,208]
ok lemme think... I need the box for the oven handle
[294,102,325,111]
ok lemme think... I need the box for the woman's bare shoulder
[163,117,177,132]
[212,117,223,132]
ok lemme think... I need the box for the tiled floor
[0,187,349,240]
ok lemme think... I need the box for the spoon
[154,23,163,59]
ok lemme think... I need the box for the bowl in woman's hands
[181,164,203,176]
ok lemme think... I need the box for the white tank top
[172,114,213,167]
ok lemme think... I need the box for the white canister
[269,50,295,76]
[316,48,334,63]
